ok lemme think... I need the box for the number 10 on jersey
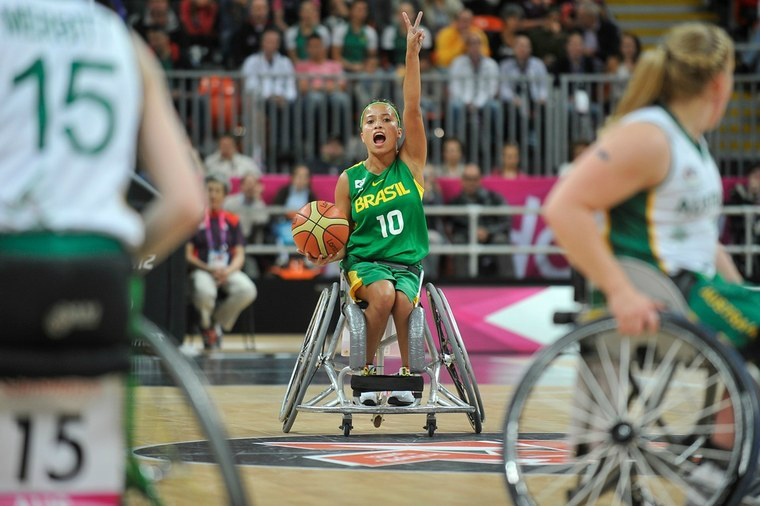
[376,210,405,238]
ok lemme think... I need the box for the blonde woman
[545,23,759,343]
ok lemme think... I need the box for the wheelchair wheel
[134,319,250,506]
[435,285,486,423]
[279,286,330,422]
[282,282,338,433]
[427,283,483,434]
[502,314,759,506]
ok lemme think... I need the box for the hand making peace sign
[402,11,425,54]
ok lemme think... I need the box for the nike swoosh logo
[372,179,384,186]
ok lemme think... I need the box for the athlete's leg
[355,280,395,365]
[391,291,414,368]
[191,270,218,329]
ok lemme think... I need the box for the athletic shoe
[357,364,379,406]
[201,327,218,350]
[388,367,415,406]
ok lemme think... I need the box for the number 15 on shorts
[0,376,125,504]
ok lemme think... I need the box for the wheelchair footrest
[351,375,424,398]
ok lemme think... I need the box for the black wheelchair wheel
[502,314,759,506]
[427,283,482,434]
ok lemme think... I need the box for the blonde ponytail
[605,23,734,129]
[607,47,667,127]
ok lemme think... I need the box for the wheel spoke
[595,337,622,417]
[577,351,618,420]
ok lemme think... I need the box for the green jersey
[342,157,429,267]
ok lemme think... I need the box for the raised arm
[399,11,427,182]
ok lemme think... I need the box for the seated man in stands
[447,164,513,278]
[187,175,257,349]
[224,172,269,277]
[272,164,317,265]
[204,133,261,182]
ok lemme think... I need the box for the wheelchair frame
[502,258,760,506]
[279,281,485,437]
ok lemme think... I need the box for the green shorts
[342,257,423,305]
[686,273,760,355]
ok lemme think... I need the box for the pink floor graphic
[426,286,575,353]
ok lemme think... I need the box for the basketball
[292,201,350,258]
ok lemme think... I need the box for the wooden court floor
[131,335,518,506]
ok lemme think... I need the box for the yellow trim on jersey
[645,190,666,271]
[414,179,424,199]
[347,270,364,301]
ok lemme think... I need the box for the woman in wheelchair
[301,11,429,406]
[544,20,760,484]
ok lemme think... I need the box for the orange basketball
[292,201,350,258]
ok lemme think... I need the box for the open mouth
[372,132,386,146]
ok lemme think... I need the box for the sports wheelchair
[502,258,760,506]
[279,276,485,437]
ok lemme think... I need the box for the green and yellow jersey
[341,157,429,268]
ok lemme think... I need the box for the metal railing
[244,204,760,279]
[165,70,760,177]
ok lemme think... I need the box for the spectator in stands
[285,0,331,62]
[295,34,351,146]
[321,0,351,32]
[516,0,553,31]
[187,175,257,350]
[553,30,601,78]
[205,133,262,181]
[433,9,490,68]
[227,0,277,68]
[146,26,187,70]
[242,29,297,160]
[179,0,220,67]
[496,142,521,178]
[558,138,591,177]
[129,0,181,39]
[382,2,434,70]
[436,138,466,177]
[224,172,269,244]
[448,164,513,277]
[500,34,549,110]
[615,31,641,79]
[273,0,313,32]
[526,6,566,70]
[447,32,501,158]
[308,136,351,175]
[728,165,760,280]
[218,0,249,62]
[224,172,269,277]
[422,166,448,279]
[422,0,464,36]
[574,0,619,62]
[741,17,760,74]
[272,164,318,265]
[332,0,378,73]
[490,3,523,62]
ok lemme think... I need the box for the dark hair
[359,99,401,129]
[621,31,642,62]
[205,174,230,194]
[307,33,323,43]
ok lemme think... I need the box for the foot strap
[351,375,423,398]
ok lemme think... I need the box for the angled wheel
[279,286,329,423]
[427,283,483,434]
[502,314,759,506]
[435,285,485,423]
[282,282,338,433]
